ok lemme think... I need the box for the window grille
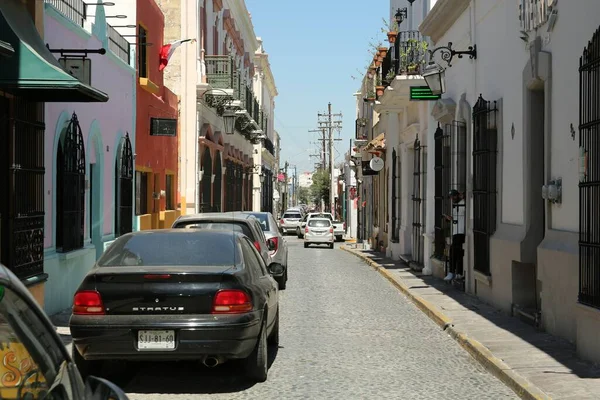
[579,26,600,309]
[213,154,222,212]
[56,113,85,253]
[165,175,174,211]
[0,97,45,279]
[472,95,498,275]
[138,26,148,78]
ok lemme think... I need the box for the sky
[245,0,390,174]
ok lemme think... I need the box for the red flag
[159,39,195,71]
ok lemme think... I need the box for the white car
[303,218,334,249]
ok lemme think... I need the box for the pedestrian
[444,189,465,282]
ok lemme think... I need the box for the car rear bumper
[70,311,263,361]
[304,234,334,243]
[334,230,344,236]
[280,223,299,231]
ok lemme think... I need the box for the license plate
[137,330,175,350]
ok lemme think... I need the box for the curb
[340,245,552,400]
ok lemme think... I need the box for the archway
[201,147,212,212]
[214,152,222,212]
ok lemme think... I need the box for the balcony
[381,31,427,84]
[45,0,87,27]
[264,137,275,156]
[108,24,131,65]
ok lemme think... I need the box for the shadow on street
[106,345,280,395]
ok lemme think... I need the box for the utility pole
[317,103,343,216]
[309,128,327,169]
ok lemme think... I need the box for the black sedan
[70,229,281,383]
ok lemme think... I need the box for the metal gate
[213,153,222,212]
[472,95,498,275]
[412,137,423,267]
[200,147,212,212]
[115,133,133,236]
[0,96,45,279]
[434,125,450,261]
[579,26,600,309]
[57,112,86,253]
[391,148,399,242]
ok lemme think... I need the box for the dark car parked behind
[70,229,281,383]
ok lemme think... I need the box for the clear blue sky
[245,0,389,174]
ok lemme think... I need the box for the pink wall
[43,10,135,249]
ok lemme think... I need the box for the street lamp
[222,109,237,135]
[259,173,265,184]
[422,62,446,95]
[395,7,407,25]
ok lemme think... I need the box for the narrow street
[86,237,518,400]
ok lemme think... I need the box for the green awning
[0,0,108,102]
[0,39,13,57]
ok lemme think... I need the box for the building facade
[160,0,275,215]
[43,1,135,315]
[0,0,110,308]
[419,0,600,363]
[135,0,180,231]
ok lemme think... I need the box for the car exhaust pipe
[203,357,219,368]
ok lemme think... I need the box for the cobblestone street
[64,237,518,399]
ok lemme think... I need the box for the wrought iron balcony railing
[45,0,87,27]
[381,31,427,83]
[205,55,240,92]
[108,24,131,65]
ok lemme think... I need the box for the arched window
[56,112,85,253]
[115,133,133,236]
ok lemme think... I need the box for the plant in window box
[365,90,376,103]
[357,117,368,127]
[384,68,396,84]
[400,39,428,75]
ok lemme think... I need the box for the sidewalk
[341,245,600,400]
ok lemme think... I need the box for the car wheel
[277,275,286,290]
[268,308,279,347]
[296,228,302,238]
[245,317,268,382]
[304,243,309,248]
[329,243,334,249]
[73,347,103,379]
[336,235,343,242]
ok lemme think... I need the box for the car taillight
[73,290,105,315]
[254,241,261,251]
[343,222,346,230]
[280,219,284,225]
[329,227,334,233]
[268,237,279,252]
[305,227,309,233]
[211,290,252,314]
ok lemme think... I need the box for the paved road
[66,237,518,399]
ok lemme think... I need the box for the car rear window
[97,232,242,266]
[247,213,269,231]
[283,213,302,219]
[308,219,331,227]
[173,221,254,240]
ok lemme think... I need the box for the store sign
[369,156,384,172]
[518,0,555,32]
[361,161,378,176]
[410,86,441,101]
[59,57,92,85]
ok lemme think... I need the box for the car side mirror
[268,263,284,275]
[84,376,130,400]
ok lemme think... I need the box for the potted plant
[357,117,368,127]
[366,90,376,102]
[375,76,385,97]
[384,68,396,84]
[377,46,389,57]
[381,18,399,43]
[400,39,429,75]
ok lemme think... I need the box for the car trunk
[92,265,238,315]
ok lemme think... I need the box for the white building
[298,172,313,188]
[161,0,276,214]
[420,0,600,363]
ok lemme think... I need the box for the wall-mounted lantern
[222,109,237,135]
[422,42,477,95]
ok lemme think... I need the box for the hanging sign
[410,86,441,101]
[369,156,384,172]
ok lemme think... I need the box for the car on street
[242,211,289,290]
[297,212,345,241]
[172,212,272,266]
[70,229,281,383]
[304,218,335,249]
[279,209,304,235]
[0,264,129,399]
